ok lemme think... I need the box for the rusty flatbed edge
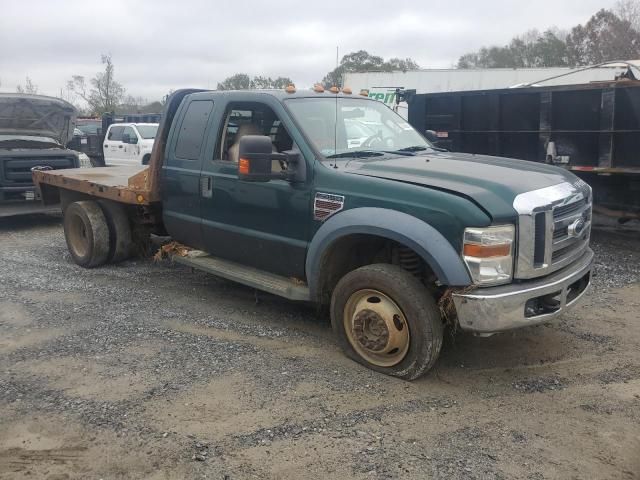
[33,166,160,205]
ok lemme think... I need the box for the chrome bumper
[453,248,594,334]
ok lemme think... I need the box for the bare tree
[616,0,640,30]
[567,9,640,65]
[16,76,38,94]
[67,54,125,115]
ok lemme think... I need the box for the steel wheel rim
[68,215,89,258]
[343,289,410,367]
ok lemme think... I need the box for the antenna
[333,46,339,169]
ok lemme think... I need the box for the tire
[63,201,110,268]
[330,264,443,380]
[98,200,133,263]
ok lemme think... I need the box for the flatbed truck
[33,87,594,379]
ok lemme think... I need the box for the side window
[216,102,294,165]
[175,100,214,160]
[108,126,124,141]
[121,126,136,140]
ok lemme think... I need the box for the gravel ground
[0,215,639,480]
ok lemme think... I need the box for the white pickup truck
[103,123,158,166]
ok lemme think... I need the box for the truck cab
[34,87,594,380]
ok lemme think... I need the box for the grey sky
[0,0,615,103]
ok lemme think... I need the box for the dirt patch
[0,411,196,480]
[20,355,156,402]
[1,221,639,479]
[0,301,32,327]
[0,328,65,354]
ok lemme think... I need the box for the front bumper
[453,248,594,334]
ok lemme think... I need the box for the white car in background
[103,123,158,166]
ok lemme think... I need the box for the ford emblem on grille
[568,218,586,238]
[30,165,53,172]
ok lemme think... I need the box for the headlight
[463,225,515,286]
[78,153,92,168]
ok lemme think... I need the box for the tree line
[458,2,640,68]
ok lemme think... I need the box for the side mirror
[238,135,288,182]
[129,135,138,145]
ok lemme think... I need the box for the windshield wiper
[396,145,448,153]
[397,145,428,152]
[325,150,386,159]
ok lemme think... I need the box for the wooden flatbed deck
[33,165,160,205]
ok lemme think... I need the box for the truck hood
[0,94,77,146]
[342,151,578,221]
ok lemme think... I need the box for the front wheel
[330,264,443,380]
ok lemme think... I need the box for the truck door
[121,125,139,165]
[161,97,215,249]
[104,125,124,164]
[199,96,312,279]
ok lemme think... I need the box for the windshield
[286,97,430,158]
[76,123,100,135]
[135,125,158,139]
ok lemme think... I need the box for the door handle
[118,145,123,149]
[200,176,213,198]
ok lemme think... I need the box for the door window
[216,102,294,170]
[175,100,214,160]
[108,126,124,141]
[121,126,136,142]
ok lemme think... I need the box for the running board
[174,254,310,301]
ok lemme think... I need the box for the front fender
[305,207,472,300]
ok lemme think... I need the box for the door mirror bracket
[238,135,305,183]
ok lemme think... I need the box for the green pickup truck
[34,88,594,380]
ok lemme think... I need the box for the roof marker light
[342,87,352,94]
[285,84,296,93]
[329,86,339,94]
[359,89,369,97]
[313,84,325,93]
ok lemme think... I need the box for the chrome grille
[514,180,592,279]
[3,156,76,183]
[549,197,591,267]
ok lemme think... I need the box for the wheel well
[316,234,439,305]
[59,188,94,212]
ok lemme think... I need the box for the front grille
[2,156,76,184]
[514,181,592,279]
[553,198,586,219]
[553,226,568,240]
[550,198,591,264]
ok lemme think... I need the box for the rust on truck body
[32,165,159,205]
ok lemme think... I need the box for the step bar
[174,253,311,302]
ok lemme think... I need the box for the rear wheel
[330,264,443,380]
[98,200,133,263]
[63,201,110,268]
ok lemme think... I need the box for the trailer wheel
[330,264,443,380]
[63,201,110,268]
[98,200,133,263]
